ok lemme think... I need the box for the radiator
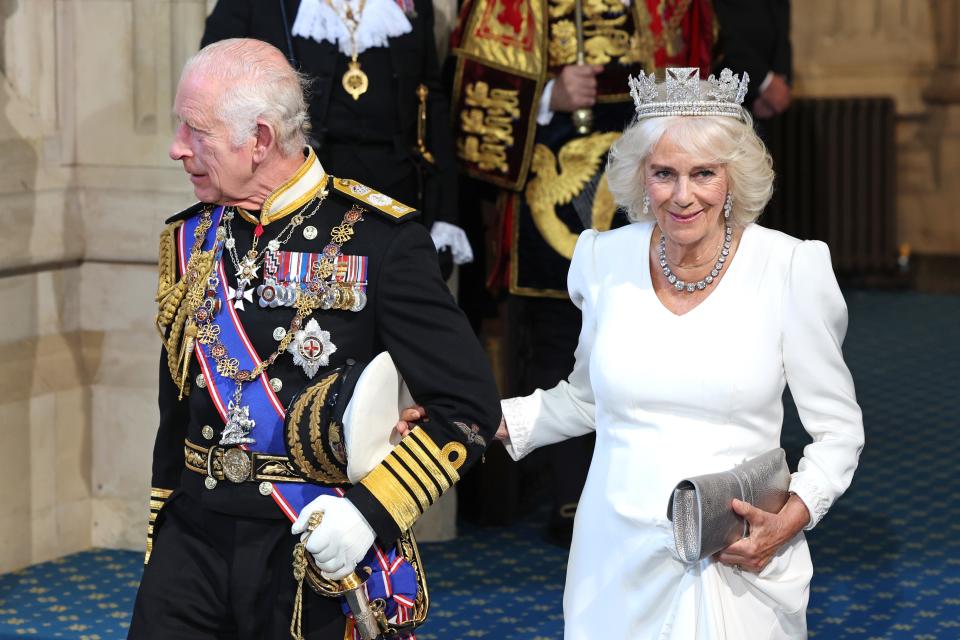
[762,97,897,277]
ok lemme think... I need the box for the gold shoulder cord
[155,208,215,398]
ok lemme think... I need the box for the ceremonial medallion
[222,447,252,483]
[270,377,283,393]
[220,390,256,445]
[273,327,287,341]
[236,255,260,283]
[343,61,369,100]
[303,225,318,240]
[195,373,207,389]
[287,318,336,378]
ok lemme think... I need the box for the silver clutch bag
[667,448,791,563]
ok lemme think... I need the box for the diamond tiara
[628,67,749,121]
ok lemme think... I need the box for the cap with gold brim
[284,352,413,486]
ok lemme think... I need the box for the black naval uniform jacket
[201,0,459,231]
[151,181,500,549]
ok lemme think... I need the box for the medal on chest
[287,318,337,378]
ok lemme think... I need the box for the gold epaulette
[155,220,187,354]
[360,427,466,532]
[145,487,173,565]
[155,205,216,398]
[331,178,419,224]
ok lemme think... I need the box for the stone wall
[791,0,960,261]
[0,0,957,573]
[0,0,206,573]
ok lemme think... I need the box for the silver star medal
[287,318,336,378]
[220,389,256,446]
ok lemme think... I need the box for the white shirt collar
[291,0,413,57]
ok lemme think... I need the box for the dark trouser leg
[130,492,343,640]
[514,296,594,546]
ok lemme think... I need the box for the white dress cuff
[788,473,829,530]
[500,396,536,460]
[430,221,474,265]
[537,79,556,126]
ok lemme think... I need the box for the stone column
[924,0,960,104]
[908,0,960,286]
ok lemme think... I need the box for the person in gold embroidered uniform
[449,0,714,542]
[129,38,499,639]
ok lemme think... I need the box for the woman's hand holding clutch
[714,494,811,574]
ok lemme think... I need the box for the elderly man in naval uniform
[129,38,500,639]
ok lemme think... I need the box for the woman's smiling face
[644,134,729,248]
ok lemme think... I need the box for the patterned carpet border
[1,290,958,639]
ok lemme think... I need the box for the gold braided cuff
[145,487,173,565]
[360,427,466,531]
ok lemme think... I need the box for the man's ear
[252,120,276,162]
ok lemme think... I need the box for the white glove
[429,221,474,265]
[291,495,376,581]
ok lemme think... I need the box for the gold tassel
[177,323,198,400]
[291,542,308,640]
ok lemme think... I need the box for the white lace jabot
[292,0,413,57]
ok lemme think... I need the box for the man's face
[170,71,254,204]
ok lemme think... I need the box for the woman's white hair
[605,110,774,226]
[180,39,310,156]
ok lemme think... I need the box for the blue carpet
[1,291,957,639]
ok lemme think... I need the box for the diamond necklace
[657,226,733,293]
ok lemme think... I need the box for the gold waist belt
[184,439,305,485]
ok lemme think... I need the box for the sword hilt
[572,0,593,135]
[303,513,387,639]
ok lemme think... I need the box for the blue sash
[179,207,335,519]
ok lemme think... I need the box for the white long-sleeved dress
[501,222,864,639]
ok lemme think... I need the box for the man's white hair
[180,38,310,156]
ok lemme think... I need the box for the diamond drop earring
[642,192,650,217]
[723,192,733,220]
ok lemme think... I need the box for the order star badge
[227,284,254,310]
[287,318,336,378]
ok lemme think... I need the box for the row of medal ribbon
[255,278,367,312]
[250,249,368,311]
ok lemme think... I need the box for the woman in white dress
[498,69,863,639]
[398,69,864,638]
